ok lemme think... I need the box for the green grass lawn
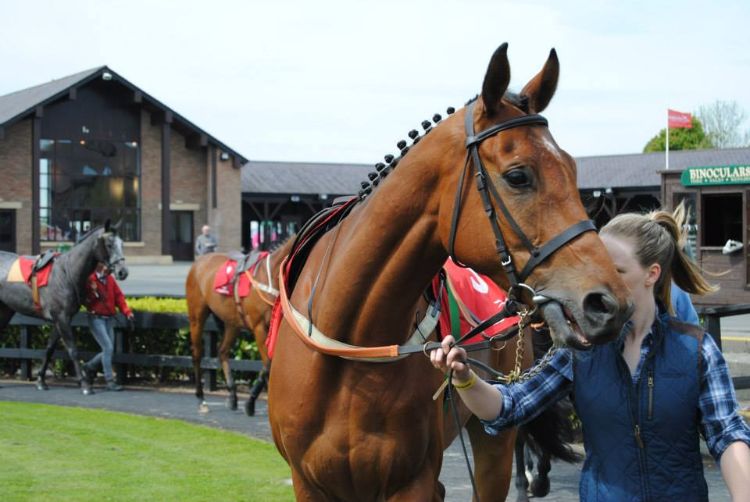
[0,402,294,501]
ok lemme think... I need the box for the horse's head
[96,219,128,281]
[438,44,632,348]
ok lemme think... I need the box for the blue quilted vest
[574,312,708,501]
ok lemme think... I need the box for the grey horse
[0,221,128,395]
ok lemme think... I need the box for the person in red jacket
[82,262,134,391]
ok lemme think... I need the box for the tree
[643,116,714,153]
[697,100,750,148]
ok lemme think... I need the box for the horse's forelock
[503,91,530,114]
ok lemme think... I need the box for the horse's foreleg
[218,326,239,410]
[245,319,270,416]
[56,320,92,395]
[0,304,11,388]
[465,416,517,502]
[246,360,270,416]
[187,299,209,407]
[530,450,551,497]
[514,433,531,502]
[36,330,61,391]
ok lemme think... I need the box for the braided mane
[356,91,528,200]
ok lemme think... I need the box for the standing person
[431,206,750,502]
[83,262,134,391]
[672,281,699,325]
[195,224,218,256]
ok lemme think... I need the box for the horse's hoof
[36,381,49,391]
[82,387,95,396]
[530,477,550,497]
[227,397,238,411]
[198,401,210,414]
[244,399,255,417]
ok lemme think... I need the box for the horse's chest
[303,422,435,494]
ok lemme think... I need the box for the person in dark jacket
[431,206,750,502]
[83,262,133,391]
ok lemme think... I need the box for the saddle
[33,249,58,272]
[29,250,59,310]
[284,195,358,294]
[213,250,266,298]
[226,250,262,283]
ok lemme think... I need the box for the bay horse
[185,238,293,415]
[269,43,632,501]
[0,222,128,395]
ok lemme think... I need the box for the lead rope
[440,307,540,502]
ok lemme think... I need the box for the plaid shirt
[482,322,750,462]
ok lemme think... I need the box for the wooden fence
[0,311,264,389]
[1,305,748,390]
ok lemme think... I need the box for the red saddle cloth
[432,258,520,344]
[213,254,268,298]
[18,257,54,288]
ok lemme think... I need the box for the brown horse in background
[269,43,632,501]
[185,238,293,415]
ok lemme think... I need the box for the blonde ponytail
[600,202,717,311]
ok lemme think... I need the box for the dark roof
[0,66,247,163]
[576,147,750,190]
[242,160,372,195]
[243,148,750,195]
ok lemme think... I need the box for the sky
[1,0,748,164]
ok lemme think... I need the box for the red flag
[668,109,692,129]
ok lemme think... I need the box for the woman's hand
[429,335,471,382]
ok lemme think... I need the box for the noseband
[448,100,595,309]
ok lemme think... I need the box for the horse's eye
[503,168,531,188]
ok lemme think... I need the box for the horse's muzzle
[116,265,129,281]
[540,292,633,349]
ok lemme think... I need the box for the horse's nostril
[583,292,617,316]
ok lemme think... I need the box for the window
[673,192,698,259]
[701,193,742,247]
[39,139,140,241]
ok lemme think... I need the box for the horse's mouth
[540,301,591,350]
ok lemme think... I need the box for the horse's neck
[305,156,447,346]
[59,237,98,287]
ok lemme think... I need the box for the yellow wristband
[452,371,477,390]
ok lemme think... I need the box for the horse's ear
[112,218,122,233]
[104,219,111,232]
[481,43,511,118]
[520,48,559,114]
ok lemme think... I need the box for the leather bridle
[447,100,596,310]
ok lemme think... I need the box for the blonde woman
[431,207,750,502]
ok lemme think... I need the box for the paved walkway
[0,378,734,501]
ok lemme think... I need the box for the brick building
[0,66,246,262]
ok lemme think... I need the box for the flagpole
[665,109,670,170]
